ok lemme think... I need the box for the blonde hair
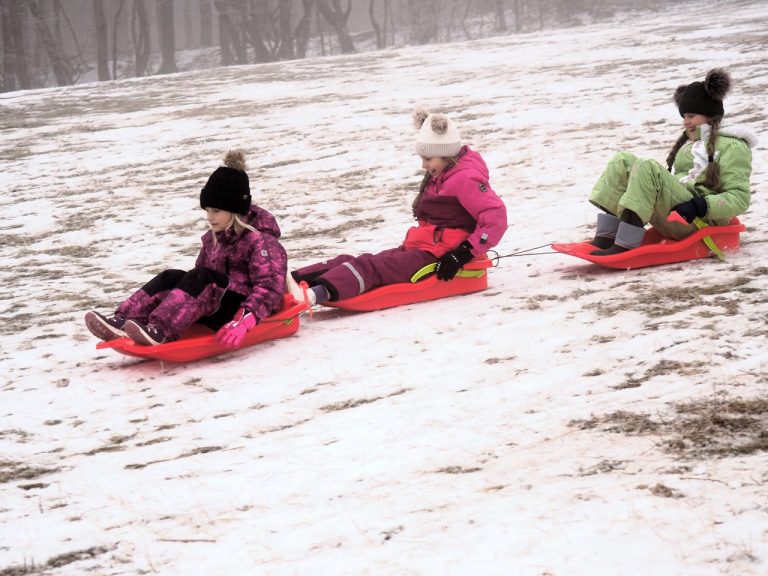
[211,212,256,245]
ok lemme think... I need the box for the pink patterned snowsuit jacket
[116,206,287,340]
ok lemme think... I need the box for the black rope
[487,244,558,266]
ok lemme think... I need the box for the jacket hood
[442,146,490,183]
[709,124,759,149]
[244,205,282,238]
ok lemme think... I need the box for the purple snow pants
[292,247,437,301]
[115,268,241,340]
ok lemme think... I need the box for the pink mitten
[216,308,257,348]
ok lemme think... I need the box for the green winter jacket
[672,125,757,223]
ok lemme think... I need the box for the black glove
[435,241,474,281]
[671,196,708,223]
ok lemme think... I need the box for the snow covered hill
[1,1,766,574]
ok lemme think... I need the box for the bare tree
[294,0,314,58]
[241,0,277,64]
[200,0,213,45]
[28,0,74,86]
[111,0,126,79]
[183,0,194,49]
[316,0,355,53]
[55,0,88,79]
[369,0,384,48]
[132,0,151,76]
[277,0,294,59]
[215,0,248,65]
[1,0,16,90]
[156,0,177,74]
[93,0,110,80]
[511,0,523,31]
[3,0,30,89]
[495,0,508,32]
[407,0,438,45]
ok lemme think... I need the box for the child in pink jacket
[288,109,507,305]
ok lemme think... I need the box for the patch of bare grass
[569,395,768,460]
[0,545,114,575]
[613,359,702,390]
[0,462,60,484]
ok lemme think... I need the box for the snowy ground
[1,1,767,574]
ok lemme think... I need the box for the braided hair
[665,117,723,192]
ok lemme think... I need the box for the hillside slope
[0,1,766,574]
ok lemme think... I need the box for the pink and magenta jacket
[195,205,287,321]
[403,146,507,257]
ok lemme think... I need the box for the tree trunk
[369,0,383,49]
[294,0,314,59]
[495,0,508,32]
[93,0,109,80]
[512,0,523,32]
[277,0,294,59]
[316,0,355,54]
[28,0,74,85]
[111,0,126,79]
[384,0,394,46]
[183,0,193,49]
[199,0,213,46]
[1,0,17,91]
[214,0,247,65]
[156,0,177,74]
[52,0,63,47]
[132,0,151,76]
[6,0,30,89]
[240,0,273,63]
[407,0,437,45]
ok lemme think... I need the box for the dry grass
[569,394,768,459]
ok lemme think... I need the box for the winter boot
[591,221,646,256]
[84,311,126,341]
[590,213,620,249]
[287,273,324,307]
[124,320,170,346]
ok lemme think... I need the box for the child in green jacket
[588,68,758,255]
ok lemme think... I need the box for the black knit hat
[200,150,251,215]
[674,68,731,118]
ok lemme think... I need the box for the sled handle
[410,263,486,283]
[693,217,726,261]
[668,212,726,261]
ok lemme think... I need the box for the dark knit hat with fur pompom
[200,150,251,215]
[674,68,731,118]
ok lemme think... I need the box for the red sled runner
[551,218,745,270]
[326,257,493,312]
[96,294,306,363]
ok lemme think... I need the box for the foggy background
[0,0,683,93]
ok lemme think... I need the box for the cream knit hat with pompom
[413,108,462,158]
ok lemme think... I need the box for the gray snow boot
[590,213,620,249]
[591,221,645,256]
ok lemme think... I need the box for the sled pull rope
[487,244,559,265]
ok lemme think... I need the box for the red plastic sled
[325,257,493,312]
[551,218,745,270]
[96,294,306,362]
